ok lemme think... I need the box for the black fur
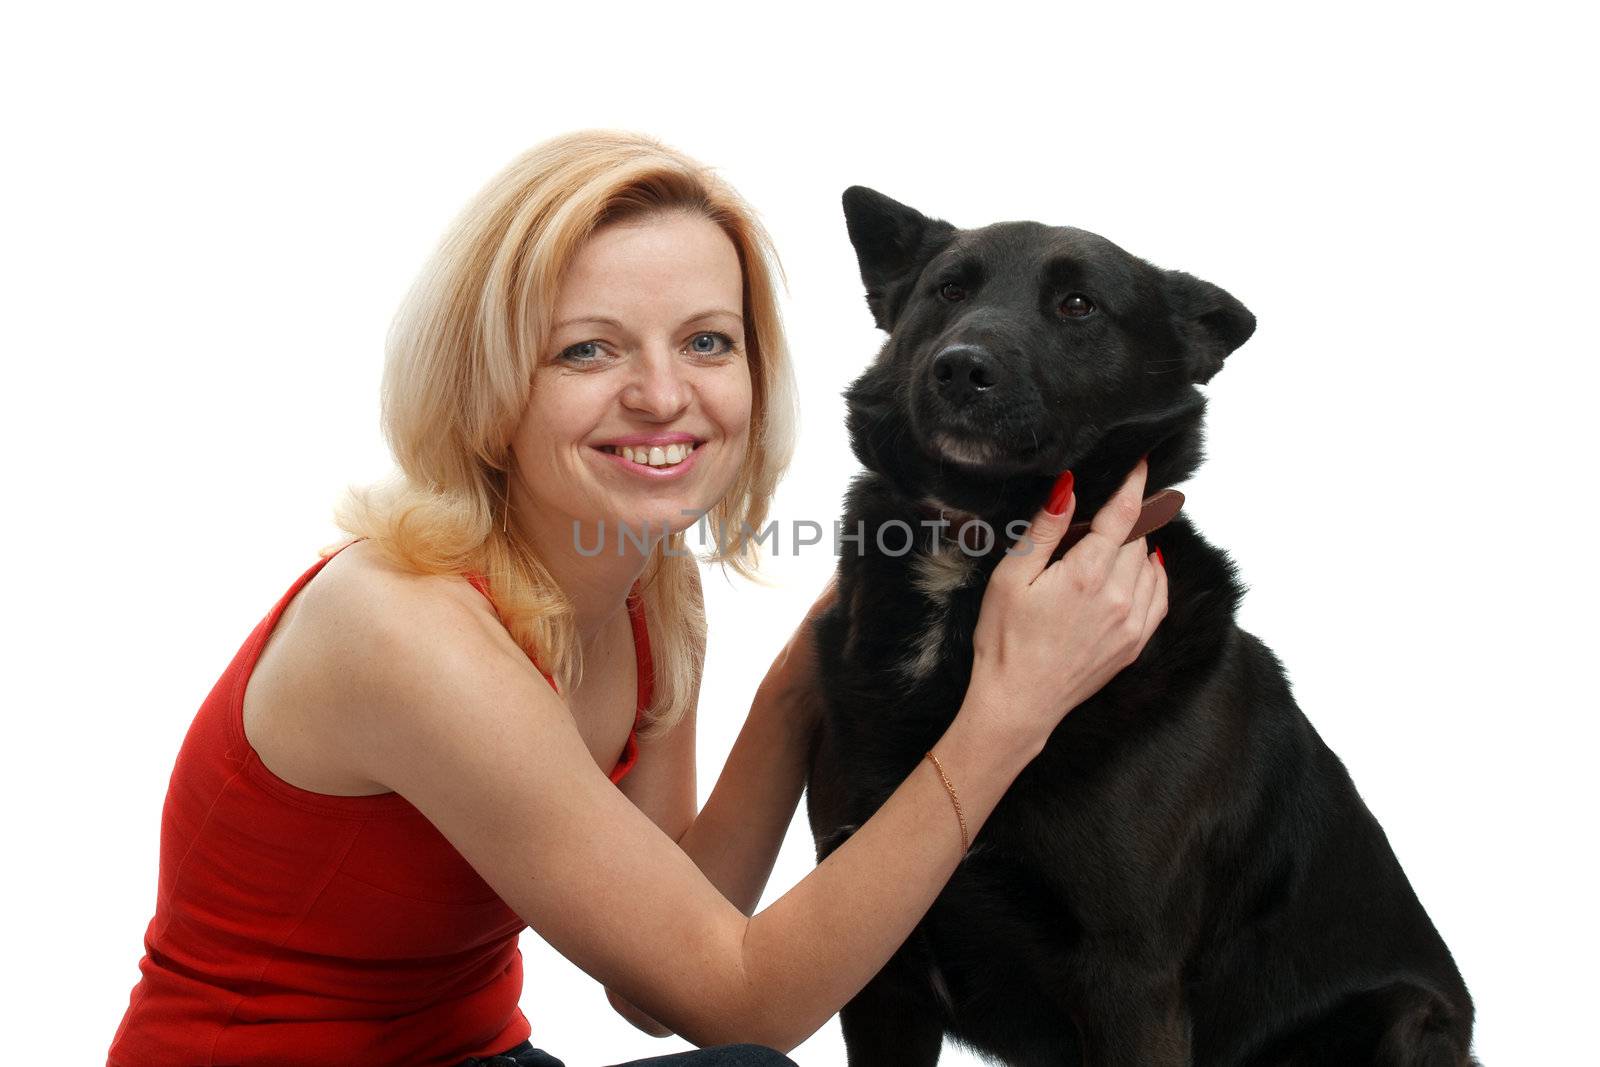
[804,187,1477,1066]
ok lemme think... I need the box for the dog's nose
[932,345,999,405]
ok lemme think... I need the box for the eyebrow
[1042,256,1133,305]
[553,309,744,330]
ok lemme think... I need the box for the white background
[3,3,1593,1064]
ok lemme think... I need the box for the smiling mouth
[596,442,702,469]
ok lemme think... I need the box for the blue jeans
[456,1039,797,1066]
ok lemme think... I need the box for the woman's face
[509,209,753,550]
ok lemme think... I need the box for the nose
[932,344,1000,406]
[621,344,691,419]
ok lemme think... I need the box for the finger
[1137,547,1168,646]
[1105,535,1150,614]
[1096,455,1150,544]
[1061,456,1149,583]
[1116,548,1159,666]
[995,469,1078,587]
[1128,544,1157,624]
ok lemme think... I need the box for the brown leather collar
[913,488,1186,555]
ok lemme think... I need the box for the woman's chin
[590,502,712,546]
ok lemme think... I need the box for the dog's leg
[1235,981,1476,1067]
[1072,975,1191,1067]
[839,970,945,1067]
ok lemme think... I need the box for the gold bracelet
[924,749,969,855]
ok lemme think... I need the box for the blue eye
[689,331,736,356]
[559,340,604,363]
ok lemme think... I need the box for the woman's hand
[962,456,1168,755]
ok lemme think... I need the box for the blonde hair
[329,130,799,740]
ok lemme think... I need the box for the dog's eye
[1058,293,1096,319]
[939,283,967,302]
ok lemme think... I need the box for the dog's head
[840,186,1256,521]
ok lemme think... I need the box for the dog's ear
[842,186,957,331]
[1164,269,1257,384]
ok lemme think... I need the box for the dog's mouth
[929,432,1002,467]
[926,431,1050,474]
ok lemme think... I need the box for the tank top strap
[459,568,559,695]
[610,579,655,784]
[457,570,653,786]
[625,579,654,717]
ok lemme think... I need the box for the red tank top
[107,539,654,1066]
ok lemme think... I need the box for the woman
[107,130,1167,1066]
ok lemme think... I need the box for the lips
[597,441,699,468]
[589,438,710,483]
[594,432,702,448]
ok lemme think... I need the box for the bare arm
[609,596,1023,1043]
[326,461,1163,1053]
[716,460,1171,1050]
[678,567,836,918]
[609,566,833,1034]
[736,698,1041,1049]
[325,567,1008,1053]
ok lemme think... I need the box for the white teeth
[609,443,696,468]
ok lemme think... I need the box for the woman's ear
[1163,268,1257,384]
[841,186,957,332]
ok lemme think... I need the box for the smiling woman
[105,130,804,1067]
[511,210,757,579]
[339,134,799,731]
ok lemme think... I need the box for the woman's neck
[511,506,655,643]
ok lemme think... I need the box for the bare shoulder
[243,538,525,796]
[269,537,532,708]
[298,538,506,645]
[253,541,759,1043]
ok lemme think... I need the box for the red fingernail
[1046,470,1075,515]
[1154,546,1165,568]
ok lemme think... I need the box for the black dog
[804,187,1477,1066]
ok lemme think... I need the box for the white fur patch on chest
[897,540,981,683]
